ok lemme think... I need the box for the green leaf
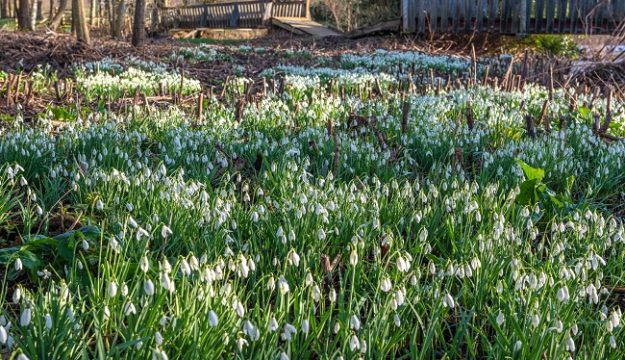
[517,178,541,205]
[516,159,544,182]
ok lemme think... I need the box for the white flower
[140,256,150,273]
[496,311,505,326]
[12,288,21,304]
[124,302,137,316]
[20,308,32,327]
[349,315,361,331]
[161,273,175,293]
[287,251,300,267]
[152,349,168,360]
[14,258,22,272]
[328,288,337,303]
[380,277,392,292]
[349,248,358,266]
[107,281,118,298]
[161,225,173,238]
[45,313,52,330]
[301,319,310,334]
[16,354,29,360]
[0,325,7,344]
[179,259,191,276]
[394,314,401,327]
[267,276,276,291]
[610,335,617,349]
[155,331,164,345]
[269,317,279,332]
[144,279,155,296]
[279,352,289,360]
[350,334,360,351]
[281,323,297,341]
[557,286,570,303]
[442,293,455,309]
[208,310,219,327]
[95,199,104,210]
[318,228,326,240]
[236,337,248,351]
[278,277,290,295]
[312,285,321,302]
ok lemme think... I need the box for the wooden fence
[402,0,625,34]
[158,0,308,29]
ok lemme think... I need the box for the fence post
[402,0,417,32]
[263,1,273,25]
[519,0,528,35]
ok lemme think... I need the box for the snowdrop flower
[161,272,175,293]
[12,288,21,304]
[394,314,401,327]
[95,199,104,210]
[328,288,337,303]
[267,276,276,291]
[496,311,505,326]
[234,299,245,318]
[152,349,168,360]
[236,337,248,351]
[16,354,29,360]
[349,248,358,266]
[208,310,219,327]
[140,256,150,273]
[442,293,455,309]
[318,228,326,241]
[278,276,290,295]
[107,281,118,298]
[610,335,617,349]
[161,225,173,238]
[155,331,164,345]
[179,259,191,276]
[312,285,321,302]
[20,308,32,327]
[287,251,300,267]
[0,325,6,344]
[380,277,392,292]
[124,302,137,316]
[281,323,297,341]
[45,313,52,330]
[350,335,360,351]
[301,319,310,334]
[14,258,22,272]
[144,279,155,296]
[279,352,289,360]
[350,315,361,331]
[269,318,279,332]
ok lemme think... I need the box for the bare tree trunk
[17,0,30,29]
[111,0,124,38]
[29,0,37,26]
[48,0,53,20]
[89,0,94,25]
[131,0,145,46]
[48,0,67,30]
[72,0,90,43]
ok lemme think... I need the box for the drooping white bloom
[161,225,173,238]
[140,256,150,273]
[107,281,118,298]
[349,334,360,351]
[14,258,22,272]
[278,276,290,295]
[442,293,455,309]
[208,310,219,327]
[328,288,337,303]
[12,288,21,304]
[0,325,7,344]
[267,276,276,291]
[155,331,164,345]
[179,259,191,276]
[161,272,175,293]
[269,317,279,332]
[349,315,361,331]
[496,311,505,326]
[20,308,32,327]
[16,354,29,360]
[124,302,137,316]
[380,277,392,292]
[281,323,297,342]
[287,251,301,267]
[45,313,52,330]
[301,319,310,334]
[144,279,155,296]
[279,352,289,360]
